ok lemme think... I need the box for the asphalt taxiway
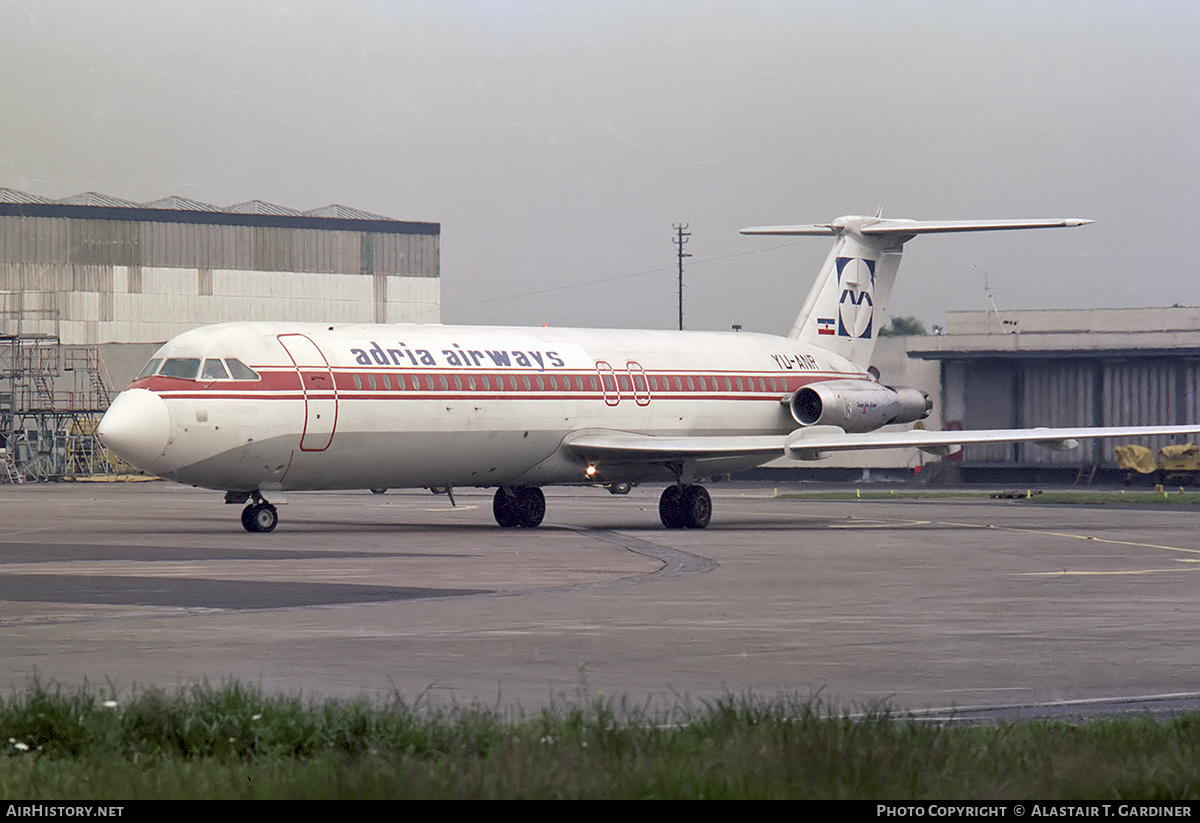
[2,482,1199,717]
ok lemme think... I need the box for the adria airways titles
[97,215,1199,532]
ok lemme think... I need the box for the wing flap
[563,430,786,462]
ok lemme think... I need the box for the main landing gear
[659,484,711,529]
[493,486,545,528]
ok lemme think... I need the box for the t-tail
[740,216,1093,368]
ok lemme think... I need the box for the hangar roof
[908,307,1200,360]
[0,187,437,235]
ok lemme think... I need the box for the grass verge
[2,683,1200,798]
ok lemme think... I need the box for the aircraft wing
[785,424,1200,460]
[561,424,1200,467]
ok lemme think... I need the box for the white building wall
[43,266,441,344]
[387,275,440,324]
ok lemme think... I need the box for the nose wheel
[241,501,279,533]
[659,484,711,529]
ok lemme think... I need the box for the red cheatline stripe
[142,368,858,401]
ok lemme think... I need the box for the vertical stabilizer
[739,216,1093,368]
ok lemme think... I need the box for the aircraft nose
[97,388,171,471]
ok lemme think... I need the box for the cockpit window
[202,358,229,380]
[136,359,162,380]
[140,356,258,381]
[159,358,201,379]
[226,359,259,380]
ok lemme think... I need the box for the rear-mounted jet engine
[789,379,931,433]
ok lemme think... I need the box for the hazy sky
[2,0,1197,334]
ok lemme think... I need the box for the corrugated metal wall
[0,216,438,276]
[1016,360,1099,463]
[955,356,1200,465]
[1100,358,1200,459]
[956,361,1017,462]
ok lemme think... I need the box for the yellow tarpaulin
[1115,444,1156,474]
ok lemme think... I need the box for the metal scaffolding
[0,333,117,482]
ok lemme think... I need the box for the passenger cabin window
[202,359,229,380]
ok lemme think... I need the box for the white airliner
[97,214,1200,532]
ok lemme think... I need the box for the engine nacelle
[789,379,932,433]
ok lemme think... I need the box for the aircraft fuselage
[104,321,860,494]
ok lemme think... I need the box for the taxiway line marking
[1020,567,1200,576]
[0,527,57,538]
[938,520,1200,557]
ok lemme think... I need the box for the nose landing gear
[238,492,279,533]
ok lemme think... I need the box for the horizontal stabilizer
[744,214,1094,360]
[741,218,1093,237]
[739,224,839,236]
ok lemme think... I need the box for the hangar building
[0,187,440,479]
[908,307,1200,481]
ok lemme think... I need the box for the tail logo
[835,256,875,339]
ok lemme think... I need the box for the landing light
[585,465,597,477]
